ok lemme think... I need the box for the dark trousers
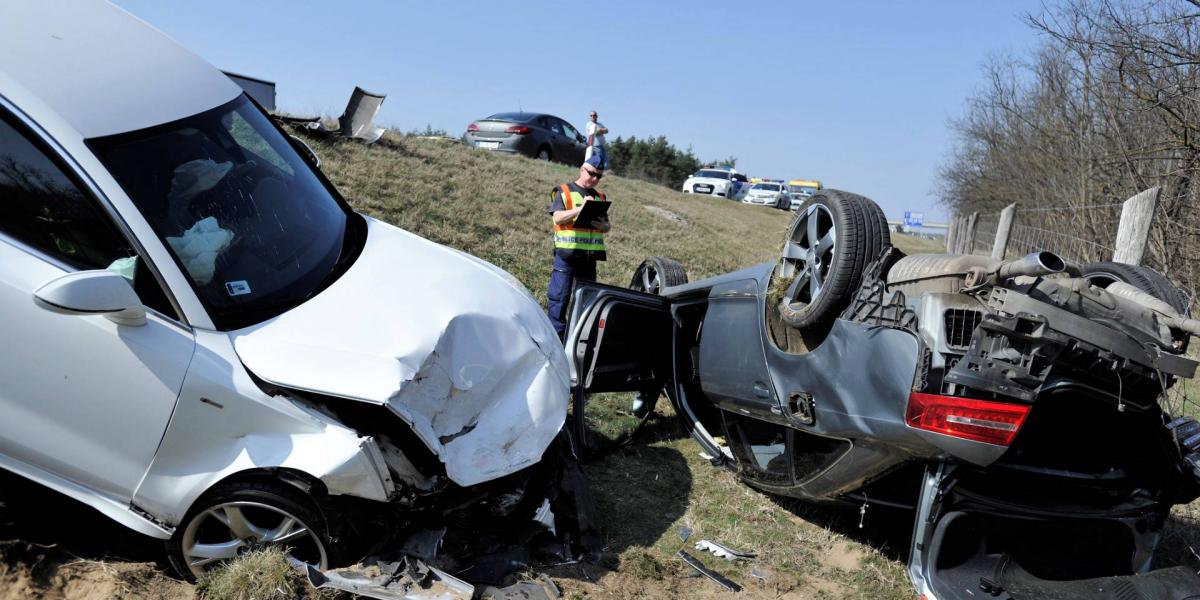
[547,254,597,340]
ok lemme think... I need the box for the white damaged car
[0,1,574,577]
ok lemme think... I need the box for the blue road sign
[904,211,925,227]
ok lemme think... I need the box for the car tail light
[906,392,1030,446]
[467,123,479,132]
[505,125,531,134]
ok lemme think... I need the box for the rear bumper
[908,463,1198,600]
[464,133,539,156]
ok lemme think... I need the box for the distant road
[887,219,947,230]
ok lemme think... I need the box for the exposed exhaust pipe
[996,252,1067,281]
[964,251,1068,288]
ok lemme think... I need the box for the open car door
[564,280,673,456]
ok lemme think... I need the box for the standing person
[584,111,609,169]
[546,153,611,339]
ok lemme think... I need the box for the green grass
[197,547,340,600]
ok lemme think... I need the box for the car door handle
[752,382,772,399]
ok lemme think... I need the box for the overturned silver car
[567,189,1200,599]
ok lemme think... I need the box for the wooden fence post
[1112,187,1160,265]
[960,212,979,255]
[991,203,1018,260]
[946,216,959,253]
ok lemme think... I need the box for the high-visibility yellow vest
[553,183,607,254]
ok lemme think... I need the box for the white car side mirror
[33,270,147,327]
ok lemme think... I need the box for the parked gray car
[465,112,587,165]
[566,189,1200,599]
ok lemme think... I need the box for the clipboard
[575,199,611,227]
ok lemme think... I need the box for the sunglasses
[583,168,604,179]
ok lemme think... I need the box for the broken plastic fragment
[399,527,446,563]
[695,539,756,561]
[677,550,742,592]
[533,498,557,536]
[678,526,693,542]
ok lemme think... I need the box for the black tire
[629,256,689,294]
[1082,261,1190,315]
[536,147,552,161]
[167,479,342,580]
[776,190,890,329]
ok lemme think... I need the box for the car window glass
[561,121,581,140]
[89,95,354,331]
[0,113,176,317]
[546,119,564,136]
[227,112,293,176]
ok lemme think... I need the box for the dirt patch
[0,555,192,600]
[644,205,687,224]
[821,540,866,572]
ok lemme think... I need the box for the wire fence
[964,203,1125,264]
[950,192,1200,315]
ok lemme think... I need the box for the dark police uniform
[546,182,607,338]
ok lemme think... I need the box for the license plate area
[477,141,500,150]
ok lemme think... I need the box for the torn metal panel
[694,540,756,561]
[305,558,474,600]
[232,218,570,487]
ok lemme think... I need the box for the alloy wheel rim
[778,203,836,307]
[640,264,664,295]
[180,500,327,578]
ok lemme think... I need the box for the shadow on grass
[770,494,915,565]
[548,411,692,583]
[575,393,689,459]
[0,469,172,581]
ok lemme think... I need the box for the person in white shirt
[584,111,609,168]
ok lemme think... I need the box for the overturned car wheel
[629,256,688,295]
[775,190,889,329]
[167,479,342,580]
[1082,261,1190,316]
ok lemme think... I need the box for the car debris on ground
[694,539,757,561]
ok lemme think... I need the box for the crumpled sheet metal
[304,559,473,600]
[695,539,756,561]
[304,559,562,600]
[232,219,570,487]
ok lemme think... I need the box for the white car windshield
[753,184,781,191]
[695,170,732,179]
[88,95,364,330]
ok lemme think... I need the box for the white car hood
[232,217,569,487]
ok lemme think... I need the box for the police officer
[546,153,610,339]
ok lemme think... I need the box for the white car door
[0,110,195,502]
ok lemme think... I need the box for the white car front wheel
[168,480,341,580]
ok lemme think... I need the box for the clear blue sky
[115,1,1047,223]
